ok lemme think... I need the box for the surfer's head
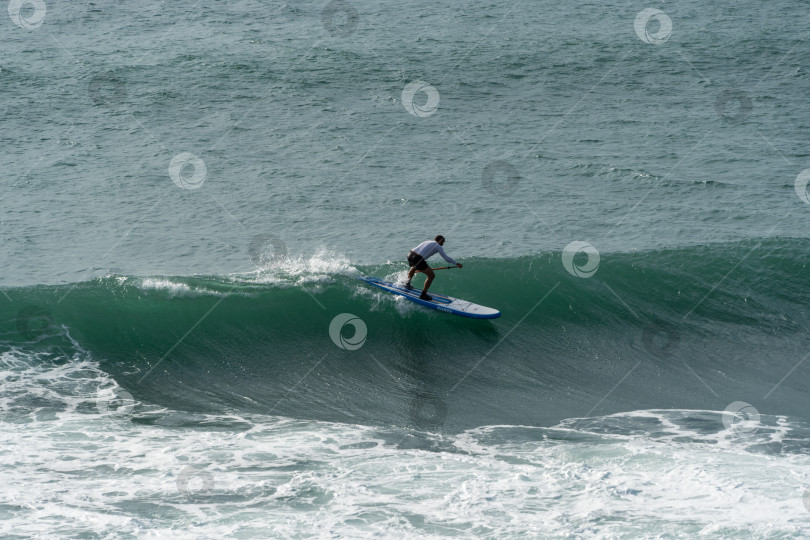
[435,235,445,245]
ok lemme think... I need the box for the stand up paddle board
[359,276,500,319]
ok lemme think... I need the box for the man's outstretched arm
[436,245,458,265]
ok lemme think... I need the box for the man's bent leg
[405,266,417,288]
[422,267,435,294]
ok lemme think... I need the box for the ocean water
[3,0,810,537]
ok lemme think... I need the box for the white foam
[138,277,226,298]
[239,247,359,287]
[3,346,810,538]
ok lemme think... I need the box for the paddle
[416,266,459,273]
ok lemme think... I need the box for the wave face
[4,238,810,431]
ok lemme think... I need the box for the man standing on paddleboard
[405,235,463,300]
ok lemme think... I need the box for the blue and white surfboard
[359,276,501,319]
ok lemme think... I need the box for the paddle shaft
[416,266,458,273]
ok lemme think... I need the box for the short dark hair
[435,235,445,242]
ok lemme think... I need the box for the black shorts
[407,251,428,271]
